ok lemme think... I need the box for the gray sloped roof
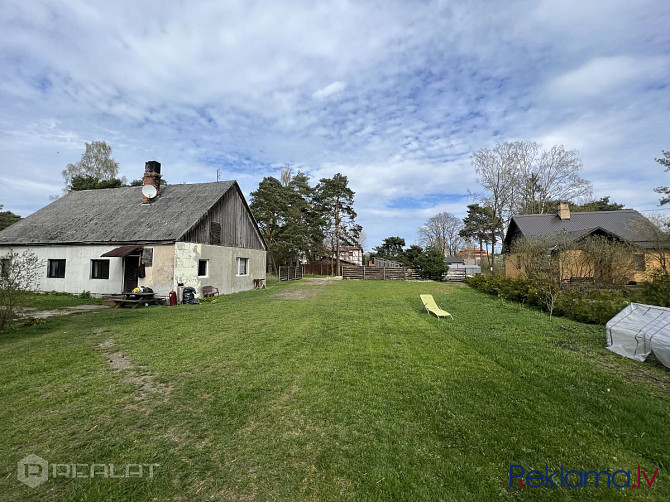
[0,181,236,245]
[504,210,658,249]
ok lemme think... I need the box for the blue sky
[1,0,668,248]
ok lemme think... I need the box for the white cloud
[547,56,669,99]
[312,81,347,100]
[0,0,668,248]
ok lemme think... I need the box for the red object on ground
[169,291,177,306]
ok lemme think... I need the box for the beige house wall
[137,244,176,297]
[174,242,266,296]
[505,249,669,283]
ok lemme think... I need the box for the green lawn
[1,279,668,501]
[17,291,103,311]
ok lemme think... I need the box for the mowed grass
[1,279,669,501]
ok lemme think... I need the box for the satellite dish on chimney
[142,184,158,199]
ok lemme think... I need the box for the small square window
[0,258,10,279]
[237,257,248,276]
[198,260,208,277]
[91,259,110,279]
[47,259,66,278]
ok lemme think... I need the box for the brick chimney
[141,161,161,204]
[558,201,571,220]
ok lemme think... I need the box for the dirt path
[16,304,112,319]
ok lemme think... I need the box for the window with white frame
[198,259,208,277]
[237,257,248,276]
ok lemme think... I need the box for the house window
[633,254,646,272]
[237,257,248,276]
[91,259,110,279]
[47,259,66,278]
[198,260,208,277]
[143,248,153,267]
[0,258,10,278]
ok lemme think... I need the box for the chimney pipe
[141,161,161,203]
[558,201,571,220]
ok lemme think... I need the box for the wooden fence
[303,262,337,275]
[342,266,420,280]
[279,265,303,281]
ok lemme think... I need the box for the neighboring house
[458,247,488,258]
[0,161,267,297]
[372,257,402,268]
[503,202,666,282]
[329,246,363,266]
[444,255,465,266]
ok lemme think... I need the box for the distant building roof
[0,181,246,245]
[503,209,658,250]
[457,248,488,257]
[444,255,465,264]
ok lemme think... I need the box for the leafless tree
[523,145,593,214]
[418,212,463,256]
[473,140,593,270]
[280,165,293,187]
[633,214,670,275]
[472,141,522,270]
[0,250,42,330]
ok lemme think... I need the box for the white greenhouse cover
[606,303,670,368]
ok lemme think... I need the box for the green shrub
[465,274,630,324]
[638,274,670,307]
[554,289,629,325]
[79,290,91,299]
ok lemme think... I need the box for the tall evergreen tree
[0,205,21,231]
[250,171,327,273]
[655,150,670,206]
[459,204,498,272]
[373,236,406,260]
[316,173,361,275]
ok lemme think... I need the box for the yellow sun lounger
[420,294,453,319]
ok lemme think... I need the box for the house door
[123,256,140,292]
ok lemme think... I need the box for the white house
[0,161,267,298]
[329,246,363,266]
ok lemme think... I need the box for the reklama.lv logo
[510,465,659,489]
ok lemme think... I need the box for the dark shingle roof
[0,181,236,245]
[504,210,658,249]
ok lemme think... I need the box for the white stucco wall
[0,242,265,297]
[174,242,266,296]
[0,245,125,295]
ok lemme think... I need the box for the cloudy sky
[1,0,668,248]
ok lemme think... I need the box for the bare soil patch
[94,339,173,410]
[16,304,111,319]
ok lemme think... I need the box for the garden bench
[202,286,219,297]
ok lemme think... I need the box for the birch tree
[62,141,123,192]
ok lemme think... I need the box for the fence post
[363,266,366,280]
[383,267,386,280]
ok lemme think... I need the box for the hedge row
[464,274,669,324]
